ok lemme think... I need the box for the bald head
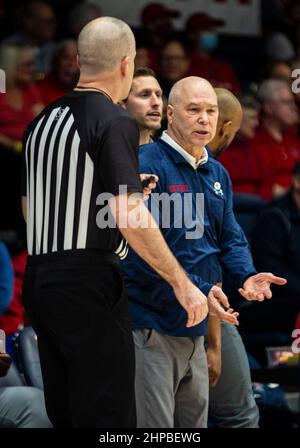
[78,17,135,75]
[209,88,243,156]
[214,88,242,125]
[169,76,217,106]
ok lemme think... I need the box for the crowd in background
[0,1,300,227]
[0,0,299,419]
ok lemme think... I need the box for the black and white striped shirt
[21,90,142,258]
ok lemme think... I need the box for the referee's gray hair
[78,17,135,74]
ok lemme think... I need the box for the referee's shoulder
[98,101,134,121]
[24,97,65,135]
[109,104,136,122]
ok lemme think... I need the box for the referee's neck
[75,77,120,103]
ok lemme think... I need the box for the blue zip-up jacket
[122,138,256,336]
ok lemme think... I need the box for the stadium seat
[0,361,24,388]
[14,327,43,390]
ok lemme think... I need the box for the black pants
[22,250,136,428]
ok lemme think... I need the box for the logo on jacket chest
[213,181,223,196]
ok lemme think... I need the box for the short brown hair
[133,67,156,79]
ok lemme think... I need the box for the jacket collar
[158,136,211,172]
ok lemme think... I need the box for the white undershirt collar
[161,131,208,170]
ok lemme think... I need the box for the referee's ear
[120,55,130,77]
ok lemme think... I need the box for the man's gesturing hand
[173,281,209,328]
[239,272,287,301]
[208,286,239,325]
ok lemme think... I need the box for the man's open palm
[239,272,287,301]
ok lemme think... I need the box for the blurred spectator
[261,61,292,82]
[67,2,102,38]
[156,40,189,131]
[135,45,151,70]
[158,40,190,99]
[264,32,295,62]
[0,249,28,357]
[262,1,300,63]
[37,39,78,105]
[0,44,43,231]
[0,242,13,315]
[219,94,261,195]
[185,13,240,94]
[249,79,300,199]
[0,44,44,151]
[283,0,300,55]
[138,2,180,71]
[240,161,300,335]
[3,0,57,77]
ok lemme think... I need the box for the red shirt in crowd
[218,139,261,196]
[0,84,43,141]
[37,75,67,106]
[189,54,240,95]
[0,251,28,335]
[249,126,300,200]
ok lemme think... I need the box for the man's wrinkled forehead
[178,82,217,105]
[183,93,218,109]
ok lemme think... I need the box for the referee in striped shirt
[21,17,209,428]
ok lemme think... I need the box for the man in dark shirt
[20,17,210,428]
[243,161,300,335]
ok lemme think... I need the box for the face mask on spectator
[199,32,219,52]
